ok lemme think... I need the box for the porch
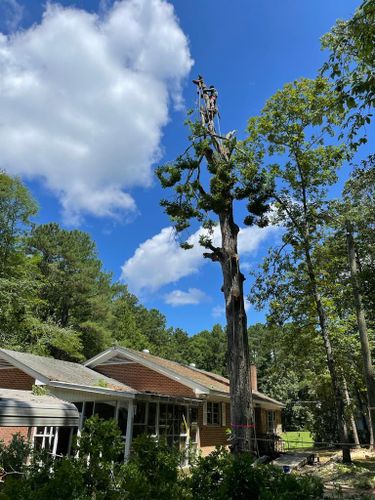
[70,395,202,460]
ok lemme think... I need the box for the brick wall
[0,426,31,445]
[0,368,34,390]
[198,403,230,456]
[95,363,196,397]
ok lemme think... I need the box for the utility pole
[192,75,256,454]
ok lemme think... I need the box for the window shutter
[221,402,226,427]
[203,401,207,426]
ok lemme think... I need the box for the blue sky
[0,0,368,334]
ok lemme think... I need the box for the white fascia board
[0,350,49,385]
[112,347,210,395]
[257,402,284,410]
[207,391,230,401]
[48,381,135,399]
[83,347,117,368]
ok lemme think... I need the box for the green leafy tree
[27,223,117,359]
[189,324,227,376]
[167,327,192,364]
[321,0,374,148]
[29,223,113,328]
[249,323,316,432]
[340,155,375,447]
[0,172,38,277]
[247,77,352,461]
[0,173,42,349]
[110,286,175,355]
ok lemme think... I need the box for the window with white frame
[33,426,56,452]
[206,402,221,426]
[267,411,275,434]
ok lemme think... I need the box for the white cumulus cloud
[121,223,279,293]
[164,288,207,307]
[0,0,193,223]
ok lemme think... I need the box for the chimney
[250,364,257,392]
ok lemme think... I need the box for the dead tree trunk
[219,209,252,454]
[346,220,375,451]
[194,75,253,454]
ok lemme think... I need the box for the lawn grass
[281,431,314,450]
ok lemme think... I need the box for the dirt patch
[298,449,375,498]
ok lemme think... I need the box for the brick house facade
[0,347,284,458]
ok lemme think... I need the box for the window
[267,411,275,434]
[206,402,221,426]
[34,426,56,452]
[133,402,147,438]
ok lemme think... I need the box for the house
[0,389,79,455]
[0,347,284,458]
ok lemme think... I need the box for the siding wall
[0,368,34,390]
[95,363,196,397]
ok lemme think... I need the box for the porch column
[52,427,59,457]
[124,400,134,461]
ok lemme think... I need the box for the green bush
[1,417,123,500]
[188,447,323,500]
[0,434,31,476]
[122,434,189,499]
[187,447,232,499]
[0,422,324,500]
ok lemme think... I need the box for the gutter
[48,381,136,398]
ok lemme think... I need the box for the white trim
[124,401,134,461]
[221,402,226,427]
[84,348,118,368]
[202,401,207,426]
[48,381,136,398]
[52,427,59,457]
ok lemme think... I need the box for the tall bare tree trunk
[304,246,351,463]
[343,377,360,448]
[346,220,375,450]
[219,209,253,454]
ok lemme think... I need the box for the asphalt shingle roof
[117,348,284,406]
[0,349,136,393]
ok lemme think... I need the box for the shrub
[0,434,31,477]
[0,424,324,500]
[187,447,232,499]
[1,417,124,500]
[121,434,189,499]
[188,447,323,500]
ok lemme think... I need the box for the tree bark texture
[346,220,375,450]
[304,245,352,463]
[219,208,253,454]
[343,377,360,447]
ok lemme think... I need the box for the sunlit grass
[281,431,314,450]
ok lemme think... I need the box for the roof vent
[189,363,196,368]
[142,349,150,354]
